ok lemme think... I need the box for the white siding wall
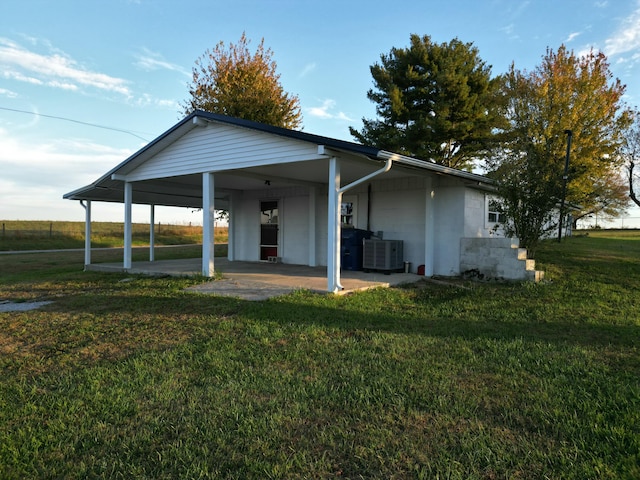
[315,187,328,267]
[432,182,466,276]
[367,177,426,274]
[281,195,308,264]
[234,192,260,262]
[125,124,322,181]
[464,189,493,237]
[229,171,496,276]
[231,186,311,264]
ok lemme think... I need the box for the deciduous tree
[487,46,631,255]
[621,111,640,207]
[183,33,302,129]
[350,34,506,170]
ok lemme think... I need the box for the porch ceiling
[64,155,429,210]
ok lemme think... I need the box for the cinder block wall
[460,237,541,281]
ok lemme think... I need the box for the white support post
[124,182,133,270]
[327,157,342,293]
[308,186,317,267]
[227,192,236,261]
[149,204,155,262]
[424,178,435,277]
[83,200,91,268]
[202,172,215,277]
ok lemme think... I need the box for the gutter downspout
[79,200,91,268]
[327,155,393,293]
[340,156,393,195]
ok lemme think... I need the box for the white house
[64,110,542,293]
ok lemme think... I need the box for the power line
[0,106,151,142]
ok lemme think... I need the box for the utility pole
[558,129,573,242]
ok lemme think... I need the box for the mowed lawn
[0,232,638,479]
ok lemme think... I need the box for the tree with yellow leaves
[183,33,302,129]
[487,46,632,255]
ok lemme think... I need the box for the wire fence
[0,222,205,239]
[576,216,640,230]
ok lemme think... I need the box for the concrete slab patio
[86,258,421,300]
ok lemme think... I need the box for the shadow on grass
[35,284,639,352]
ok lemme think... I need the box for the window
[341,195,357,228]
[487,198,506,224]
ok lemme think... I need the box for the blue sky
[1,0,640,225]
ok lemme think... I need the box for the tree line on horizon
[182,32,640,257]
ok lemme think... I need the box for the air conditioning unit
[363,239,404,273]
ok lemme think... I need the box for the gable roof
[64,110,494,208]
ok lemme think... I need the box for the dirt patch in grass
[0,300,53,312]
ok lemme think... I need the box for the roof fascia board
[376,150,494,186]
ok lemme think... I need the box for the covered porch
[64,111,496,294]
[86,257,421,300]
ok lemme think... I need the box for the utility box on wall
[363,239,404,274]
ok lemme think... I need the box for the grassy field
[0,230,638,479]
[0,220,227,250]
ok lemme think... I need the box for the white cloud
[2,70,43,85]
[0,128,196,222]
[566,32,581,43]
[505,1,530,21]
[335,112,353,121]
[0,88,18,98]
[0,38,131,96]
[307,99,354,122]
[47,81,79,91]
[308,99,335,119]
[299,62,317,78]
[0,127,137,220]
[500,23,519,40]
[133,92,180,110]
[603,2,640,57]
[134,47,190,76]
[0,128,131,189]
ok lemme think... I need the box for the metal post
[124,182,133,269]
[149,205,155,262]
[202,172,215,277]
[558,129,572,242]
[327,156,342,293]
[80,200,91,267]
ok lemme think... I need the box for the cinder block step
[460,237,544,282]
[527,270,545,282]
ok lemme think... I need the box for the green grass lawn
[0,232,638,479]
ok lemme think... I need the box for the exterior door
[260,200,279,261]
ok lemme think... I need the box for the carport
[64,110,498,293]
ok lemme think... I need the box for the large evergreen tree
[487,46,631,255]
[183,33,302,129]
[350,34,505,170]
